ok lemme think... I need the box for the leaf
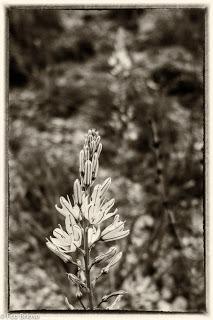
[101,290,127,302]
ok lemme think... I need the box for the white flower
[101,215,129,242]
[88,225,101,247]
[48,216,82,253]
[81,183,117,225]
[81,193,90,220]
[46,240,71,263]
[100,178,111,198]
[55,196,81,221]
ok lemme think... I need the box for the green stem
[84,227,94,309]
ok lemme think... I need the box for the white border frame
[0,1,211,319]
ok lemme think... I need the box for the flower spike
[46,129,129,310]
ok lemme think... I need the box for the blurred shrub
[9,9,63,87]
[136,9,205,58]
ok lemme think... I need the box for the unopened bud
[65,297,75,310]
[94,161,99,179]
[76,287,83,299]
[102,252,122,274]
[94,247,117,264]
[92,153,99,178]
[106,295,122,310]
[91,140,96,153]
[67,273,88,290]
[95,136,101,149]
[88,134,93,146]
[73,179,82,205]
[84,146,90,161]
[101,290,127,303]
[79,150,84,174]
[97,143,102,157]
[84,160,92,186]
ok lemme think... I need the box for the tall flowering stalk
[46,129,129,310]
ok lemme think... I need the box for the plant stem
[84,227,94,309]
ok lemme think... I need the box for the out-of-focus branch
[148,119,193,291]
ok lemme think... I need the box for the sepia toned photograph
[8,7,206,312]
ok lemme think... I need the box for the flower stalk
[46,129,129,310]
[84,226,94,309]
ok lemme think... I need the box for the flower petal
[101,209,118,222]
[102,230,129,242]
[46,240,71,262]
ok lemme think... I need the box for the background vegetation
[8,8,205,311]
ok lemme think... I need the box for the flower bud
[88,134,93,144]
[101,252,122,274]
[73,179,82,205]
[79,150,84,174]
[67,273,88,291]
[106,295,122,310]
[94,247,117,265]
[94,161,99,179]
[91,140,96,153]
[84,160,92,186]
[95,135,101,146]
[101,178,111,198]
[92,153,98,171]
[46,240,71,263]
[92,153,99,178]
[76,287,83,299]
[101,290,126,302]
[97,143,102,157]
[65,297,75,310]
[84,146,90,161]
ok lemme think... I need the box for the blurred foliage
[8,8,205,311]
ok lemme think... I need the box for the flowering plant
[46,129,129,310]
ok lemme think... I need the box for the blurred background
[8,8,205,311]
